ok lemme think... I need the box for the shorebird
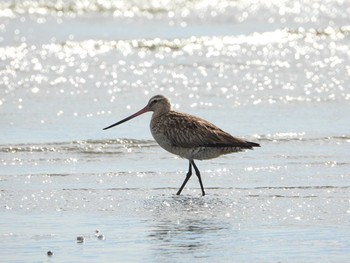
[103,95,260,196]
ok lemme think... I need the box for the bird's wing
[159,111,255,149]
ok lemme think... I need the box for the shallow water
[1,0,350,262]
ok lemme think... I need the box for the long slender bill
[103,106,149,130]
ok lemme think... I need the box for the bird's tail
[246,141,260,148]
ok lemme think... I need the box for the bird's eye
[151,99,158,105]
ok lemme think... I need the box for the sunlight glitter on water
[1,29,349,118]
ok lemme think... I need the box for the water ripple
[0,138,157,154]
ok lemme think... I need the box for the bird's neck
[152,109,171,119]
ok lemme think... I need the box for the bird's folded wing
[162,112,253,149]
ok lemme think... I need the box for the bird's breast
[150,119,178,154]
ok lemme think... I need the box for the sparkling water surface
[0,0,349,262]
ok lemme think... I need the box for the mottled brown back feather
[155,111,258,149]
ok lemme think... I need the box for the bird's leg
[176,161,192,195]
[191,161,205,196]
